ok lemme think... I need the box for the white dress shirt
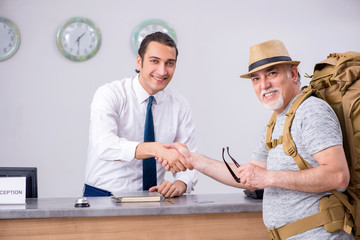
[85,75,198,193]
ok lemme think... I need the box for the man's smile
[261,88,280,102]
[152,74,168,82]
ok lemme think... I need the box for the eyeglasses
[222,147,241,183]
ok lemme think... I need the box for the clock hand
[75,30,87,52]
[75,30,86,44]
[78,31,86,40]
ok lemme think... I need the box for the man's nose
[157,63,167,75]
[260,78,271,90]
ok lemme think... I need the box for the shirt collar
[132,74,164,105]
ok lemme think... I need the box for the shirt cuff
[174,170,198,194]
[121,141,141,161]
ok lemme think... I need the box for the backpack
[265,52,360,240]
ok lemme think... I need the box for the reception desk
[0,193,267,239]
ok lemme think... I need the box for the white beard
[261,88,284,111]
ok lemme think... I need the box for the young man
[84,32,197,198]
[162,40,352,239]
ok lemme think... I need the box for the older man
[162,40,352,239]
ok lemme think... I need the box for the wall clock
[56,17,101,62]
[132,19,177,54]
[0,17,21,62]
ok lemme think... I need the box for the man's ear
[136,55,142,70]
[290,65,298,83]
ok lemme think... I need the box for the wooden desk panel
[0,212,267,240]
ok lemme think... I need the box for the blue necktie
[143,96,157,190]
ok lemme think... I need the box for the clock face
[132,19,177,54]
[56,17,101,62]
[0,17,21,61]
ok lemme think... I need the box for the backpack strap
[266,112,277,150]
[267,204,346,240]
[331,190,356,223]
[281,89,314,169]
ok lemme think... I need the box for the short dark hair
[135,32,178,73]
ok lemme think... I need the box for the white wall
[1,0,359,198]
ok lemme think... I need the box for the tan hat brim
[240,60,300,78]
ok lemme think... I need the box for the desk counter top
[0,193,262,220]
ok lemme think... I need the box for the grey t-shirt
[251,96,353,239]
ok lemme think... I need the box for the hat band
[248,56,292,72]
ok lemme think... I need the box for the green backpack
[265,52,360,240]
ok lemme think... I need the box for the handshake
[156,143,194,173]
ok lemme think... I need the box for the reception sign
[0,177,26,204]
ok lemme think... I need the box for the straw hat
[240,40,300,78]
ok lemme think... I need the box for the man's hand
[158,143,193,172]
[149,180,186,198]
[135,142,193,173]
[157,145,193,173]
[237,162,269,189]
